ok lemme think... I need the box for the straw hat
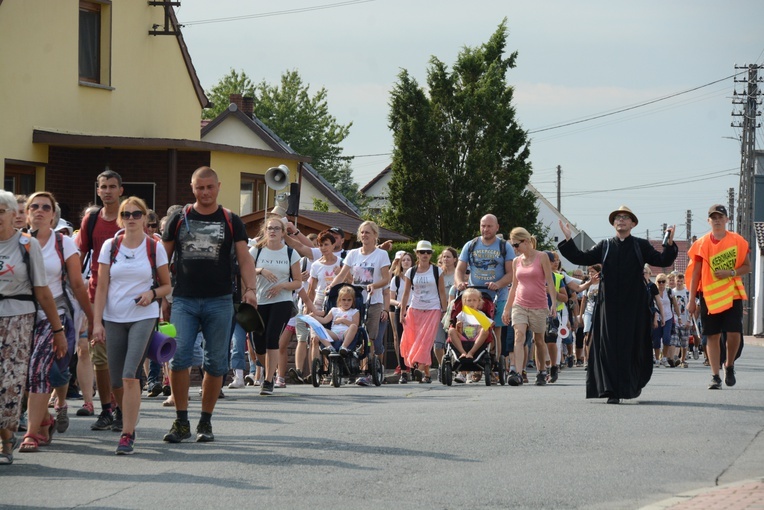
[608,205,638,226]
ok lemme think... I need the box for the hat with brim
[235,302,265,334]
[608,205,639,226]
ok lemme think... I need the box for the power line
[527,73,744,135]
[179,0,374,27]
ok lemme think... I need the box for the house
[360,164,392,217]
[0,1,303,222]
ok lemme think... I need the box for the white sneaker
[660,357,667,367]
[274,376,286,388]
[228,376,245,389]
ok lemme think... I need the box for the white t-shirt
[41,233,79,301]
[251,245,301,305]
[672,287,690,323]
[657,288,674,322]
[98,237,168,323]
[584,283,599,315]
[310,257,342,307]
[330,306,358,337]
[406,265,441,311]
[341,247,390,305]
[456,310,483,341]
[0,232,47,317]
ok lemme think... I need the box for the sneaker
[356,376,370,386]
[399,372,408,384]
[274,376,286,389]
[115,432,135,455]
[535,372,548,386]
[91,410,114,431]
[653,358,660,366]
[575,359,584,367]
[708,374,722,390]
[162,385,171,396]
[147,383,163,397]
[228,376,245,389]
[522,370,529,384]
[692,349,699,360]
[260,380,274,396]
[18,411,27,432]
[680,362,688,368]
[507,371,523,386]
[55,405,69,433]
[339,347,349,357]
[394,366,402,376]
[549,365,559,383]
[566,356,574,368]
[163,419,192,443]
[660,357,667,367]
[66,385,82,400]
[196,421,215,442]
[244,374,256,386]
[288,368,306,384]
[724,366,736,387]
[420,376,432,384]
[111,407,123,432]
[77,402,94,417]
[454,373,466,384]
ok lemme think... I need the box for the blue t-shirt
[458,237,514,301]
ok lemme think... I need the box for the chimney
[242,96,254,117]
[229,93,243,110]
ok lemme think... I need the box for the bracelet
[731,269,736,277]
[151,289,157,299]
[52,327,64,334]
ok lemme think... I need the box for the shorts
[583,312,593,334]
[675,325,689,348]
[504,326,532,355]
[295,314,310,343]
[511,305,547,334]
[561,333,574,346]
[652,318,673,350]
[494,299,507,328]
[251,301,293,355]
[89,340,109,368]
[434,323,447,350]
[700,298,743,336]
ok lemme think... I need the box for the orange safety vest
[685,231,748,314]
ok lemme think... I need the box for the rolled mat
[147,330,177,363]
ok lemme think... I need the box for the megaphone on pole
[265,164,290,190]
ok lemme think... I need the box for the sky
[175,0,764,243]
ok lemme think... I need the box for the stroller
[441,287,506,387]
[310,284,384,388]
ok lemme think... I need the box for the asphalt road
[1,344,762,510]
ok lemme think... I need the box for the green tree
[204,69,357,205]
[312,197,330,212]
[385,19,541,246]
[202,68,254,120]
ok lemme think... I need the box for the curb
[639,477,764,509]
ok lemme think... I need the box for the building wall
[0,0,202,176]
[202,118,273,151]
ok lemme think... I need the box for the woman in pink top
[501,227,556,386]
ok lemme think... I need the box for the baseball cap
[708,204,728,217]
[394,250,406,260]
[328,227,345,237]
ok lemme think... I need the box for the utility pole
[731,63,762,334]
[728,187,736,232]
[556,165,562,212]
[686,210,692,242]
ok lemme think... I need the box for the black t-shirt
[163,205,248,298]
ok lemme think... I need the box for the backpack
[253,245,295,282]
[467,236,507,265]
[80,206,103,272]
[406,264,440,294]
[173,204,240,300]
[109,232,159,291]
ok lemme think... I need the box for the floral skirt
[0,313,35,431]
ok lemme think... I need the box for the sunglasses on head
[417,250,432,255]
[120,210,144,220]
[29,203,53,212]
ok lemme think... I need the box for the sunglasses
[657,280,666,284]
[29,203,53,212]
[511,240,523,248]
[417,250,433,255]
[148,223,158,228]
[120,210,144,220]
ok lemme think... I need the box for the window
[3,165,36,196]
[240,175,268,215]
[79,1,111,86]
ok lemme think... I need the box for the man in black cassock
[557,206,678,404]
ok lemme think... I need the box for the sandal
[162,397,175,407]
[38,414,56,446]
[19,433,44,453]
[0,435,17,465]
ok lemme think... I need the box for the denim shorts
[170,294,234,376]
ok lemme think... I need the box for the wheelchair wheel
[443,360,452,386]
[311,358,322,388]
[371,357,383,386]
[330,359,341,388]
[484,359,492,387]
[498,355,506,386]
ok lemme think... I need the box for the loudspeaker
[264,164,289,190]
[286,183,300,216]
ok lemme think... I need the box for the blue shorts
[652,318,673,350]
[170,294,234,376]
[494,299,507,328]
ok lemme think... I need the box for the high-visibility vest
[686,231,748,314]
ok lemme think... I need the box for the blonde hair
[337,285,356,304]
[356,220,379,241]
[461,288,483,309]
[509,227,537,249]
[117,196,149,228]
